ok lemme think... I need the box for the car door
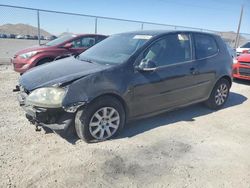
[192,33,219,99]
[130,33,199,117]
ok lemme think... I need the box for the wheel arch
[36,57,55,66]
[88,93,129,122]
[218,75,232,88]
[208,75,232,97]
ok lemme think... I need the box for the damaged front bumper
[16,86,82,133]
[24,106,74,131]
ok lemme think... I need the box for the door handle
[190,68,199,75]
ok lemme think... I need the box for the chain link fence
[0,4,249,63]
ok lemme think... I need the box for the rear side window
[194,34,218,59]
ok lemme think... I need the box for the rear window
[194,34,218,59]
[241,42,250,48]
[45,34,76,46]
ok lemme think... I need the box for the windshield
[78,33,152,65]
[45,34,76,46]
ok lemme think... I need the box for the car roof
[115,30,219,37]
[75,34,108,37]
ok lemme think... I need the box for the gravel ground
[0,39,40,64]
[0,65,250,188]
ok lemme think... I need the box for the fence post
[37,10,41,45]
[141,23,144,30]
[95,17,98,34]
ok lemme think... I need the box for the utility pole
[235,5,244,49]
[37,10,41,45]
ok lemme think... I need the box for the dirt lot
[0,39,40,64]
[0,65,250,188]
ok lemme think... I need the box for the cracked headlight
[19,51,38,59]
[26,87,66,108]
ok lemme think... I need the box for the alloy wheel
[89,107,120,140]
[215,83,228,106]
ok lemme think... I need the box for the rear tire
[205,78,230,110]
[75,96,125,142]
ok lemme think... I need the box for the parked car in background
[16,35,25,39]
[30,35,34,39]
[7,34,16,39]
[16,30,232,142]
[24,35,32,40]
[33,35,38,40]
[45,35,57,41]
[44,36,50,40]
[233,53,250,80]
[12,34,108,73]
[236,41,250,56]
[0,34,7,38]
[49,35,57,40]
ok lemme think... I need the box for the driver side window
[71,37,96,48]
[81,37,96,48]
[142,33,191,67]
[72,38,81,48]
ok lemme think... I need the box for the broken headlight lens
[26,87,66,108]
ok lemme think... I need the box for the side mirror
[135,59,157,72]
[63,42,73,49]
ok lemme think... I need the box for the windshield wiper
[78,57,94,63]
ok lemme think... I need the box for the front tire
[205,78,230,110]
[75,96,125,142]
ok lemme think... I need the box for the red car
[233,53,250,80]
[12,34,107,73]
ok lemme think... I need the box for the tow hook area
[35,123,42,132]
[28,116,41,131]
[13,85,20,92]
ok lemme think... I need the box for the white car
[236,41,250,56]
[16,35,24,39]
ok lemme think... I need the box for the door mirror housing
[135,59,157,72]
[63,42,73,49]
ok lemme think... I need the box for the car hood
[15,45,55,55]
[236,47,250,53]
[237,54,250,62]
[19,56,109,91]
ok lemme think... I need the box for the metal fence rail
[0,4,249,47]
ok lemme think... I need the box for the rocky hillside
[219,31,248,47]
[0,23,51,36]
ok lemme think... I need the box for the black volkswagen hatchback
[17,30,233,142]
